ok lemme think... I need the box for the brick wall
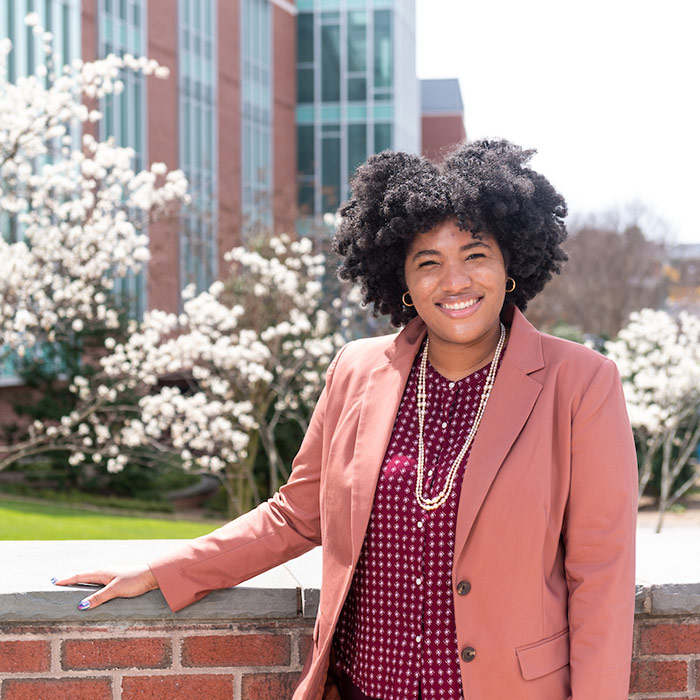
[2,542,699,699]
[631,618,700,699]
[0,620,313,700]
[3,615,700,699]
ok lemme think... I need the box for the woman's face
[404,219,507,357]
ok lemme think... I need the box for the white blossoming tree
[606,309,700,532]
[0,14,188,359]
[1,235,348,516]
[0,16,369,514]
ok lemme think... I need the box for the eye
[417,259,438,268]
[465,252,485,261]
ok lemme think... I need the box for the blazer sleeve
[149,346,345,612]
[563,357,638,699]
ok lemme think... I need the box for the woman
[56,140,638,700]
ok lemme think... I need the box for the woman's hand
[52,567,159,610]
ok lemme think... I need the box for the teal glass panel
[297,125,315,175]
[347,104,368,121]
[320,0,340,8]
[321,105,341,121]
[297,13,314,63]
[348,123,367,179]
[321,137,341,213]
[297,67,314,103]
[297,0,314,9]
[347,11,367,72]
[374,123,392,152]
[298,182,315,214]
[296,105,315,123]
[321,23,340,102]
[373,9,392,89]
[373,103,393,119]
[348,77,366,102]
[373,91,392,101]
[346,0,367,6]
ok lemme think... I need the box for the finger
[77,578,120,610]
[52,571,115,587]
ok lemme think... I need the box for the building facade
[295,0,419,222]
[0,0,296,399]
[1,0,297,315]
[421,77,466,163]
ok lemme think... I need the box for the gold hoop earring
[402,291,414,307]
[505,277,516,293]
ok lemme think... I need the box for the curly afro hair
[333,139,568,327]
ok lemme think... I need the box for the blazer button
[461,646,476,662]
[456,580,471,595]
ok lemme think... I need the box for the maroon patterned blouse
[332,346,493,700]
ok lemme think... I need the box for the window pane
[321,24,340,102]
[347,11,366,72]
[298,183,315,215]
[297,126,314,175]
[321,136,341,213]
[348,124,367,179]
[297,67,314,103]
[348,77,366,102]
[374,123,392,152]
[297,13,313,63]
[373,10,392,89]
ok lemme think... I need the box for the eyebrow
[410,240,491,261]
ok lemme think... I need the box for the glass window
[297,66,314,103]
[298,182,315,214]
[348,77,366,102]
[347,11,366,72]
[374,123,392,152]
[296,104,314,123]
[348,124,367,179]
[321,23,340,102]
[297,13,313,63]
[347,104,368,121]
[321,136,341,213]
[373,103,393,119]
[297,126,314,175]
[373,9,392,89]
[320,105,341,121]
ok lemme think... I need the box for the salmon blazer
[151,306,638,700]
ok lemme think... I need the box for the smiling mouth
[439,298,481,311]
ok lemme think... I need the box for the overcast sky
[416,0,700,244]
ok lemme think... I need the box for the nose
[441,259,472,293]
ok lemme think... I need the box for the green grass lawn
[0,497,224,540]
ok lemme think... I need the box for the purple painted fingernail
[50,577,58,585]
[78,599,91,610]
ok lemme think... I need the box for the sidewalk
[636,505,700,586]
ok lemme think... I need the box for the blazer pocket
[515,628,569,681]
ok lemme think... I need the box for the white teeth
[441,298,479,311]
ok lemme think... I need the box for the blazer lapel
[349,318,426,560]
[454,307,545,557]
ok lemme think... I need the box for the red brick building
[421,78,466,163]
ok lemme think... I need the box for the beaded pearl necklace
[415,322,506,512]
